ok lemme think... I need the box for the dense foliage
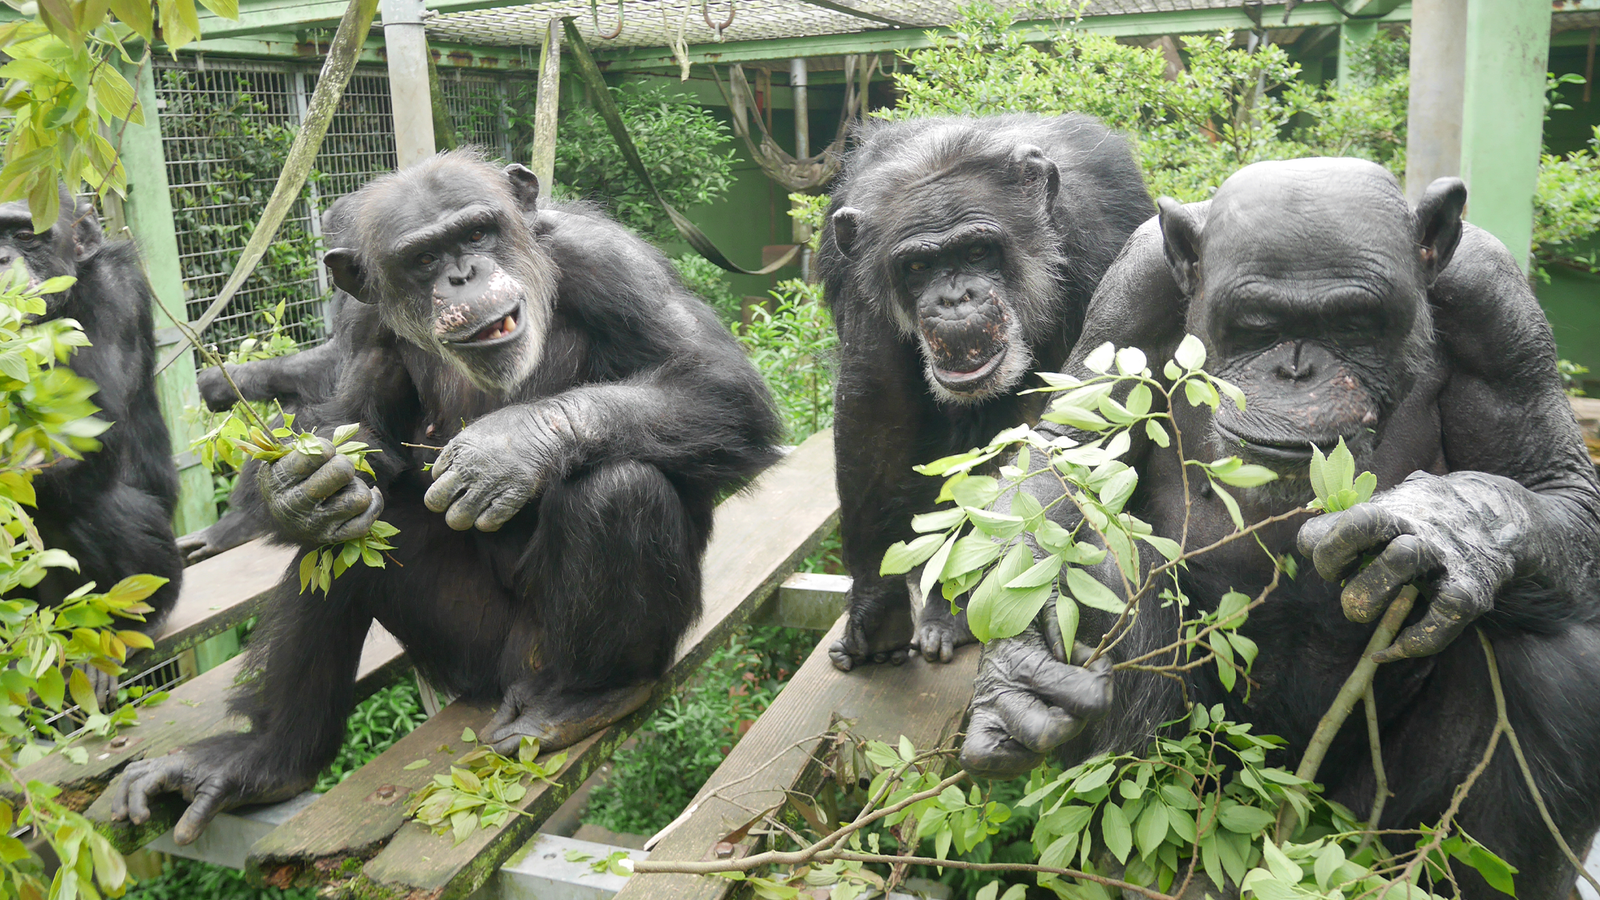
[888,4,1409,203]
[553,82,738,243]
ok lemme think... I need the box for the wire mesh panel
[156,58,325,354]
[154,59,518,355]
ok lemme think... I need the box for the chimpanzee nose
[934,285,972,308]
[447,262,477,287]
[1274,341,1315,381]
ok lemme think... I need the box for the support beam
[592,2,1412,71]
[381,0,436,166]
[530,18,562,190]
[1337,18,1379,86]
[1404,0,1466,203]
[118,57,216,536]
[1459,0,1553,271]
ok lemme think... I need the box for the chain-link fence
[155,57,525,355]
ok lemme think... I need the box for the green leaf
[1056,595,1079,654]
[1216,590,1250,625]
[69,666,99,714]
[1261,840,1302,882]
[1098,467,1137,511]
[1042,404,1109,431]
[1174,334,1206,370]
[1313,842,1345,890]
[1211,462,1278,488]
[1144,418,1170,447]
[1065,568,1125,614]
[461,727,477,743]
[1308,442,1331,504]
[920,532,958,600]
[1101,802,1132,864]
[967,507,1026,540]
[404,759,431,771]
[1141,533,1182,561]
[1212,482,1244,531]
[967,543,1041,642]
[1083,342,1115,374]
[1134,802,1167,859]
[36,666,63,709]
[1114,346,1146,376]
[881,533,945,576]
[912,507,966,532]
[951,475,1000,509]
[1005,555,1062,589]
[942,533,1003,580]
[1353,470,1377,505]
[1216,803,1275,834]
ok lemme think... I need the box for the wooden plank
[247,430,841,898]
[11,623,405,851]
[614,617,980,900]
[757,572,851,631]
[149,539,295,659]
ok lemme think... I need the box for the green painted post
[119,56,217,536]
[1459,0,1552,272]
[1337,19,1379,86]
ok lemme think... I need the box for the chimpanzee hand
[111,750,304,845]
[424,404,573,532]
[959,630,1112,779]
[828,579,914,671]
[196,366,237,413]
[485,678,654,754]
[1297,471,1520,663]
[257,436,384,545]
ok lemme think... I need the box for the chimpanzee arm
[112,578,372,844]
[196,339,344,412]
[1298,225,1600,660]
[962,220,1190,776]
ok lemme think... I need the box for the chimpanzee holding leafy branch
[958,159,1600,895]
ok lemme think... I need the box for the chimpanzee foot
[485,681,654,754]
[827,601,915,672]
[911,601,975,663]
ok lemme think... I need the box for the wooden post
[1404,0,1466,204]
[119,56,217,536]
[426,44,458,151]
[380,0,435,167]
[1460,0,1552,272]
[530,18,562,192]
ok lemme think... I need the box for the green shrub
[739,280,836,444]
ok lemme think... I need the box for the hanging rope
[702,0,735,40]
[590,0,624,40]
[710,54,878,193]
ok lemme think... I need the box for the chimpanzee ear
[70,199,103,262]
[324,248,375,303]
[504,164,541,215]
[1415,176,1466,286]
[831,207,862,258]
[1013,145,1060,210]
[1157,196,1203,296]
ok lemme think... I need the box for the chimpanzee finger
[445,488,489,531]
[290,454,357,503]
[424,470,466,515]
[1298,505,1406,583]
[1015,646,1112,720]
[270,438,336,483]
[475,493,529,532]
[1339,534,1442,624]
[1371,583,1479,663]
[173,781,232,845]
[325,486,385,543]
[990,687,1085,754]
[113,757,185,825]
[960,709,1046,779]
[1039,603,1067,663]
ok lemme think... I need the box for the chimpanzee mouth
[1214,422,1340,464]
[447,301,525,347]
[931,350,1005,392]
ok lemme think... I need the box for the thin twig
[147,290,273,435]
[1479,630,1600,894]
[1356,684,1390,858]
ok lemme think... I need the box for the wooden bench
[18,429,839,898]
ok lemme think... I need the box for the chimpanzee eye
[468,229,486,243]
[907,260,929,273]
[416,252,437,266]
[16,231,34,243]
[966,244,990,262]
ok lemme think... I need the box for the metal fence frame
[154,57,523,354]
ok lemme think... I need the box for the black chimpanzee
[176,200,359,564]
[819,114,1153,671]
[4,191,183,631]
[112,151,781,844]
[960,158,1600,896]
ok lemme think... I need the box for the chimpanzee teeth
[503,315,517,334]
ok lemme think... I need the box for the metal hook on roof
[591,0,624,40]
[702,0,735,39]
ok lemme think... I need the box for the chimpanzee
[178,197,361,564]
[960,159,1600,895]
[112,150,781,845]
[4,190,183,631]
[818,113,1153,671]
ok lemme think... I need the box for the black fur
[8,193,182,630]
[818,114,1153,669]
[112,152,780,840]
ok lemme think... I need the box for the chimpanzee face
[1158,159,1462,497]
[830,145,1063,405]
[0,190,102,318]
[325,154,556,393]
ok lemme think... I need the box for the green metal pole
[1336,19,1379,86]
[119,56,217,536]
[1459,0,1552,272]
